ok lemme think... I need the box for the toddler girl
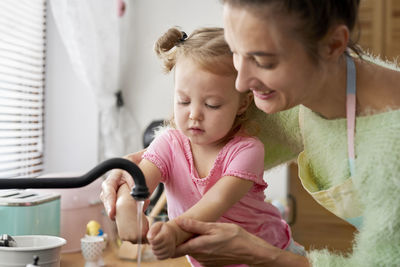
[115,27,304,267]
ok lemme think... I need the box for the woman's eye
[254,60,275,69]
[258,63,275,69]
[205,103,220,109]
[252,57,276,69]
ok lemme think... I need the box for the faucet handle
[0,234,17,247]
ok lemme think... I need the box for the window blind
[0,0,46,178]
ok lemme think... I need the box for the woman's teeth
[258,90,272,95]
[252,89,275,100]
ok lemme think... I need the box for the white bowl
[0,235,66,267]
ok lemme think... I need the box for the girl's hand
[147,221,178,260]
[115,184,149,243]
[115,210,149,243]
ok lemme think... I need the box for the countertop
[60,242,191,267]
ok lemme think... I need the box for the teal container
[0,190,61,236]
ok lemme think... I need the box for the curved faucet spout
[0,158,149,200]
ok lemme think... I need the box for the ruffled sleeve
[222,136,267,192]
[142,129,176,183]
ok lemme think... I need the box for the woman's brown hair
[222,0,363,62]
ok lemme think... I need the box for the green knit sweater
[251,82,400,266]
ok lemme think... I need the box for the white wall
[44,4,98,174]
[44,0,287,199]
[264,165,288,202]
[124,0,224,130]
[43,0,223,173]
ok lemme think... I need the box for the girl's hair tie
[180,31,188,42]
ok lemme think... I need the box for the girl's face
[174,57,244,148]
[223,4,323,114]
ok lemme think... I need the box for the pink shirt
[143,129,291,266]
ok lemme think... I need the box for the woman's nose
[233,54,251,93]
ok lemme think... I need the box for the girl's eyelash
[206,104,220,109]
[177,101,220,109]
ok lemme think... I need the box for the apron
[297,56,363,229]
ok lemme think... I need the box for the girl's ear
[319,24,349,60]
[237,92,253,116]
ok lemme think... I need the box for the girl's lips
[189,127,204,134]
[251,89,276,100]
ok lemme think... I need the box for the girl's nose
[189,106,203,121]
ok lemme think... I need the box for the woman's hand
[100,150,145,220]
[173,218,255,266]
[147,221,178,260]
[173,218,309,267]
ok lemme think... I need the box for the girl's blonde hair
[155,27,235,75]
[154,27,259,138]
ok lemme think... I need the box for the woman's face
[223,4,323,114]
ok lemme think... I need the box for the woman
[101,0,400,266]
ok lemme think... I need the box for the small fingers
[149,238,166,251]
[147,221,163,241]
[152,248,170,260]
[151,243,173,260]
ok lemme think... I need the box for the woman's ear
[319,24,349,60]
[237,92,253,116]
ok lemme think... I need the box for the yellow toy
[86,220,102,236]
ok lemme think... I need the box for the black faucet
[0,158,149,200]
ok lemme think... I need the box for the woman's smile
[251,88,276,100]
